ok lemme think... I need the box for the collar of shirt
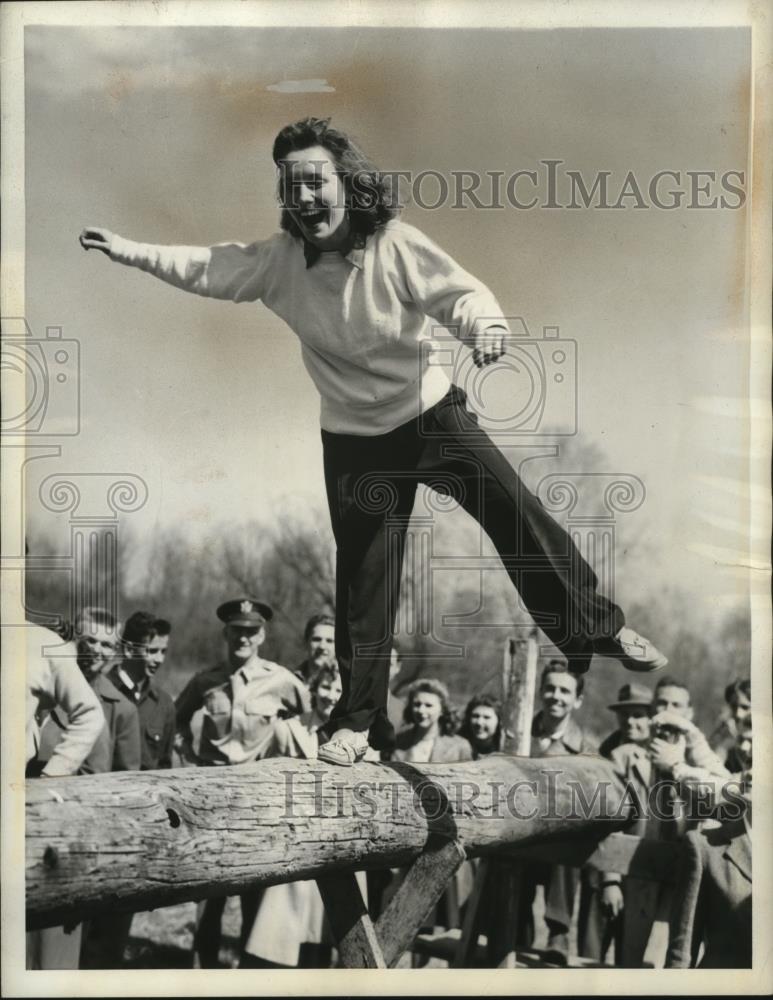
[302,230,366,270]
[234,656,278,686]
[532,711,584,753]
[115,665,157,701]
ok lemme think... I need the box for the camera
[1,318,80,435]
[424,318,577,437]
[653,722,683,743]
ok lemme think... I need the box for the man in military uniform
[176,598,310,967]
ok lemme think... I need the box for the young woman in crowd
[459,694,503,758]
[390,678,472,764]
[241,664,368,968]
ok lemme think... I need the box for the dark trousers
[322,386,624,747]
[80,913,133,968]
[194,891,262,968]
[516,862,579,949]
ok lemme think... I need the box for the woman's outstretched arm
[79,226,276,303]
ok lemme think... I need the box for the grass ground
[124,886,555,969]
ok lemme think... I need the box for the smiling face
[143,633,169,677]
[76,624,118,679]
[280,145,350,250]
[313,673,342,722]
[540,671,582,723]
[224,624,264,666]
[469,706,500,747]
[615,705,652,745]
[410,691,443,734]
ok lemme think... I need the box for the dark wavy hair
[540,658,585,697]
[724,677,751,706]
[272,117,399,240]
[459,694,503,752]
[122,611,170,647]
[403,678,459,737]
[303,612,335,642]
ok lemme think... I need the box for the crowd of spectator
[25,599,752,970]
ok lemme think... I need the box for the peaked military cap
[217,598,273,626]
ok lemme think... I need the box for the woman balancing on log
[80,116,667,766]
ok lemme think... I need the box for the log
[26,754,632,929]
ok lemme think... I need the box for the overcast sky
[21,24,753,614]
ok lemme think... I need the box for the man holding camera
[598,677,729,967]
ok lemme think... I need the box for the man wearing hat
[578,682,654,962]
[175,598,309,968]
[585,679,732,965]
[175,598,309,768]
[598,681,654,758]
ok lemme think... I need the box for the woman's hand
[79,227,114,255]
[472,324,506,368]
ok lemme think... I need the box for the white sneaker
[317,731,371,766]
[594,626,668,673]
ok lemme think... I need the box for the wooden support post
[501,629,540,755]
[376,836,466,967]
[316,871,386,968]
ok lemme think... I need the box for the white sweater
[109,220,510,435]
[25,625,104,777]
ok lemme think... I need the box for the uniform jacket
[109,665,176,770]
[666,817,751,968]
[175,657,310,765]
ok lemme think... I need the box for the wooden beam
[505,831,682,883]
[26,754,632,929]
[316,871,386,968]
[376,835,466,967]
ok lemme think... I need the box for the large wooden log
[26,754,631,929]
